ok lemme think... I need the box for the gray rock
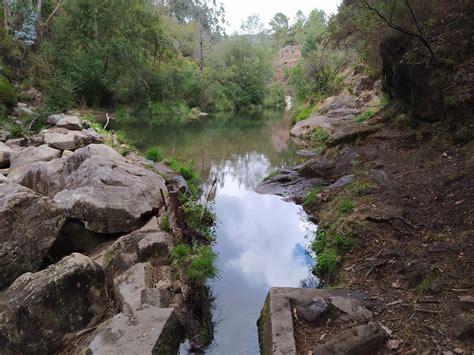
[113,263,148,313]
[47,113,65,125]
[452,312,474,340]
[328,174,354,189]
[62,149,73,158]
[318,95,360,114]
[5,137,27,148]
[311,322,387,355]
[9,144,62,169]
[0,253,108,354]
[326,123,381,147]
[15,102,34,116]
[328,296,374,321]
[54,150,167,233]
[299,158,335,179]
[102,228,150,280]
[0,174,6,183]
[1,128,10,142]
[87,307,181,355]
[0,183,64,288]
[295,297,327,324]
[43,129,90,150]
[0,142,14,168]
[137,231,171,263]
[56,115,82,130]
[8,158,65,197]
[296,149,318,158]
[290,115,333,139]
[154,161,190,195]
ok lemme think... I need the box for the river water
[118,110,317,354]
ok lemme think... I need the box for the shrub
[43,73,76,112]
[146,147,163,162]
[0,76,17,107]
[294,106,312,123]
[171,244,218,284]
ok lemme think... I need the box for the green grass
[354,109,375,123]
[146,147,163,162]
[310,127,329,154]
[311,227,358,284]
[171,244,218,284]
[348,180,371,195]
[294,106,312,123]
[338,197,355,214]
[159,213,171,232]
[303,187,321,208]
[166,157,198,182]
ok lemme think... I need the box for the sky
[221,0,343,33]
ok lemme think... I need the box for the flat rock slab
[43,130,89,150]
[257,288,370,355]
[88,307,181,355]
[47,113,81,130]
[113,263,148,313]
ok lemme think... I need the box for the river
[117,109,317,354]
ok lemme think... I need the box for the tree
[240,14,265,36]
[291,10,307,44]
[302,9,327,56]
[269,12,289,48]
[356,0,435,58]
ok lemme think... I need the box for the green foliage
[314,248,339,283]
[0,75,17,107]
[263,168,279,182]
[338,197,355,214]
[43,73,76,112]
[263,84,285,108]
[310,127,329,154]
[146,147,163,162]
[311,227,357,284]
[303,187,321,208]
[166,158,198,183]
[159,213,171,232]
[348,180,371,195]
[294,106,312,123]
[354,109,375,123]
[171,244,218,284]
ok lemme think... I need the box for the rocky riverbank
[257,40,474,354]
[0,113,209,354]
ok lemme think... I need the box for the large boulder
[0,183,64,288]
[9,144,62,170]
[47,113,81,130]
[43,128,90,151]
[0,253,108,354]
[54,145,167,234]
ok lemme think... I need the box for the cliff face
[380,2,473,132]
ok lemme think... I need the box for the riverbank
[257,95,474,353]
[0,113,216,353]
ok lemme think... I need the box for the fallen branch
[200,177,217,222]
[104,113,111,130]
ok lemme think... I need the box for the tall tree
[269,12,290,48]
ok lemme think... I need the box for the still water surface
[118,110,317,354]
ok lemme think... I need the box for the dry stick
[104,113,111,130]
[160,188,168,212]
[200,177,217,222]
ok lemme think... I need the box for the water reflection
[204,152,316,355]
[117,110,317,354]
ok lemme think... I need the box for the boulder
[0,142,14,168]
[54,147,166,233]
[14,102,34,116]
[56,116,82,130]
[43,129,90,150]
[0,183,64,288]
[0,253,108,354]
[87,307,181,355]
[137,231,171,264]
[154,161,190,195]
[1,128,10,142]
[328,296,374,321]
[299,158,335,179]
[9,144,62,170]
[318,95,360,115]
[290,115,333,139]
[328,175,355,189]
[0,174,6,183]
[311,322,387,355]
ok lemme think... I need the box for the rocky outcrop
[10,143,167,234]
[0,253,108,354]
[0,183,64,288]
[47,113,82,130]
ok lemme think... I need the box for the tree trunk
[199,24,204,71]
[36,0,43,22]
[3,0,9,33]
